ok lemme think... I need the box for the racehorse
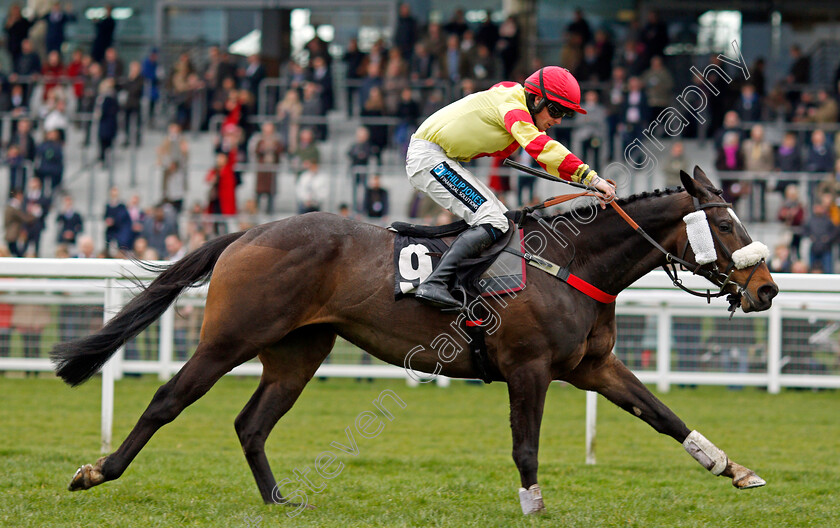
[53,167,778,514]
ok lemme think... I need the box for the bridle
[519,190,768,317]
[659,198,767,318]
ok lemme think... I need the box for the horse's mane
[538,184,722,222]
[536,187,682,222]
[614,187,686,206]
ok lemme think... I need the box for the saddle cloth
[391,219,526,300]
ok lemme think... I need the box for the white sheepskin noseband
[727,208,769,268]
[683,211,716,265]
[732,241,769,269]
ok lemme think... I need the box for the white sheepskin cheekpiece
[732,241,770,269]
[683,211,716,265]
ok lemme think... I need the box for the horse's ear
[680,170,699,196]
[693,166,714,187]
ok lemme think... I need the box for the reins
[516,188,765,316]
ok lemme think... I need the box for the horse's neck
[535,192,693,296]
[597,193,694,293]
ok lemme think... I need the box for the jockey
[406,66,616,308]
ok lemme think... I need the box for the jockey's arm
[501,105,615,200]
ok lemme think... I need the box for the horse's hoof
[733,472,766,489]
[68,461,106,491]
[726,461,766,490]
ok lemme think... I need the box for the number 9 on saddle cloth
[391,219,527,303]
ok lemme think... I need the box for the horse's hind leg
[68,339,258,492]
[234,325,335,505]
[566,353,766,489]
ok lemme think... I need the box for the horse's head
[679,166,779,312]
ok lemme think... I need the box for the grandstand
[0,0,835,270]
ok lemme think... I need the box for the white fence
[0,258,839,452]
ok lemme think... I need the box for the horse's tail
[51,231,247,386]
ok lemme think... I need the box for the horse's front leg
[566,353,765,490]
[505,362,552,515]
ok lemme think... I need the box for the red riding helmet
[524,66,587,116]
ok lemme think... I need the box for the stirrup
[440,286,468,313]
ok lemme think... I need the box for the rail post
[585,391,597,464]
[657,307,672,393]
[101,278,124,453]
[159,305,175,380]
[767,304,782,394]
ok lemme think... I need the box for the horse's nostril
[758,283,779,302]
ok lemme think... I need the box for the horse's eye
[718,222,732,233]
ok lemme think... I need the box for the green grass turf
[0,375,838,527]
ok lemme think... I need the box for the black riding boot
[415,224,500,308]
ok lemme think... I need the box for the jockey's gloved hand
[589,175,616,202]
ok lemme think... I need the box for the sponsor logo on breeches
[430,162,487,213]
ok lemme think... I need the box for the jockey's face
[534,106,562,132]
[533,98,563,132]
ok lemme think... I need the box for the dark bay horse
[53,167,778,514]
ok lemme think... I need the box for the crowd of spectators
[0,3,840,276]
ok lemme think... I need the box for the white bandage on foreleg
[683,430,728,475]
[732,241,769,269]
[683,211,716,265]
[518,484,545,515]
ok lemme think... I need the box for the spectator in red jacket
[42,50,65,101]
[66,49,86,101]
[206,151,237,216]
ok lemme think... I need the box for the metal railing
[1,262,838,388]
[0,258,838,450]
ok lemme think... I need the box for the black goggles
[546,102,575,119]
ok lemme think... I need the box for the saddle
[390,213,526,384]
[390,211,526,303]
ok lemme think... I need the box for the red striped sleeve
[557,151,583,180]
[474,141,519,159]
[503,109,533,134]
[524,134,551,171]
[496,141,519,158]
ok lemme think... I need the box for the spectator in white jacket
[296,159,328,214]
